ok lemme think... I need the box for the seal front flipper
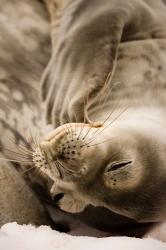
[41,0,166,127]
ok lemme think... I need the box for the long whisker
[2,102,40,150]
[0,146,32,160]
[55,161,63,178]
[82,49,120,141]
[69,123,74,141]
[83,106,130,146]
[20,164,49,178]
[81,82,118,142]
[77,91,89,140]
[80,88,99,141]
[17,143,34,156]
[6,135,33,155]
[83,137,117,147]
[12,141,33,157]
[27,129,39,149]
[74,113,78,137]
[21,165,37,175]
[96,71,113,114]
[23,126,40,151]
[0,157,33,164]
[81,124,94,141]
[99,81,120,118]
[92,99,121,138]
[66,122,76,141]
[56,160,75,174]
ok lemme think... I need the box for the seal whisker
[67,121,75,141]
[21,166,37,175]
[5,135,34,156]
[27,129,40,150]
[90,106,130,142]
[81,81,118,141]
[83,137,118,147]
[77,92,89,140]
[74,113,78,137]
[5,134,31,150]
[17,143,34,156]
[55,161,63,178]
[64,123,72,137]
[24,129,39,151]
[56,160,75,175]
[0,146,32,160]
[69,122,75,138]
[3,104,39,151]
[0,157,33,164]
[80,89,101,141]
[91,99,121,138]
[83,106,129,146]
[13,141,33,156]
[81,124,93,141]
[96,71,113,114]
[78,85,97,141]
[87,71,112,119]
[99,81,120,119]
[21,164,47,176]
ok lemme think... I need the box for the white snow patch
[0,223,165,250]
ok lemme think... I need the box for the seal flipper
[41,0,166,126]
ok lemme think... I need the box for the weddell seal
[37,0,166,223]
[0,0,166,238]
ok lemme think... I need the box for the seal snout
[39,123,85,160]
[32,122,103,178]
[38,123,97,159]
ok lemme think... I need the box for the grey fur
[0,0,52,225]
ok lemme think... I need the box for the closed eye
[106,160,132,172]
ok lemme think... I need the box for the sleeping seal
[0,0,166,239]
[35,0,166,223]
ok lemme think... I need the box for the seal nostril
[52,193,64,203]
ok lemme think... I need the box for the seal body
[38,0,166,224]
[0,0,166,237]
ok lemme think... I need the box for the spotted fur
[0,0,52,226]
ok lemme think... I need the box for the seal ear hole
[106,160,132,172]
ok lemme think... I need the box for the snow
[0,223,166,250]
